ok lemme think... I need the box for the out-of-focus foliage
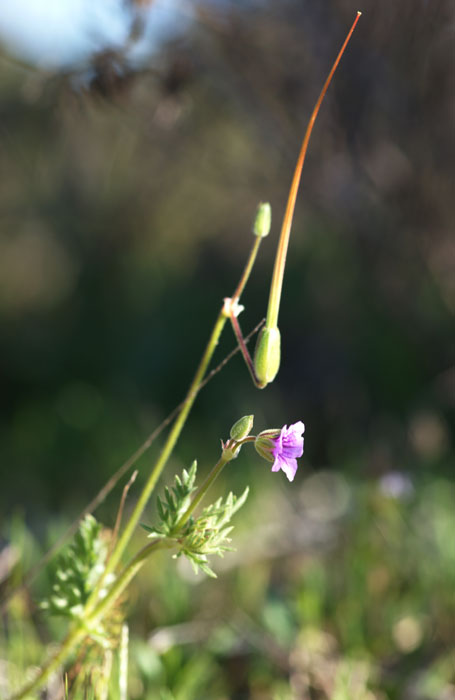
[2,474,454,697]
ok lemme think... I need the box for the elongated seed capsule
[253,12,361,389]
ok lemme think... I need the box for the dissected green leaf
[41,515,112,623]
[143,461,249,577]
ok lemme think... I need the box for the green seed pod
[230,414,254,440]
[253,202,272,238]
[253,326,281,388]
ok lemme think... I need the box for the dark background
[0,0,453,524]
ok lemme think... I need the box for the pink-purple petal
[270,421,305,481]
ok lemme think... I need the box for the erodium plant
[5,13,361,699]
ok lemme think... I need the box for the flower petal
[271,457,282,472]
[272,455,298,481]
[270,421,305,480]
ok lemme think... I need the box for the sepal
[254,429,280,462]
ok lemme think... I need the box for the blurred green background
[0,0,454,698]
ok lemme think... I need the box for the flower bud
[230,415,254,440]
[253,202,272,238]
[254,429,280,462]
[253,326,281,388]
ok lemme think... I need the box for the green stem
[86,540,171,626]
[175,453,231,531]
[174,434,256,532]
[231,234,262,303]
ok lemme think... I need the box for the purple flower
[271,422,305,481]
[255,421,305,482]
